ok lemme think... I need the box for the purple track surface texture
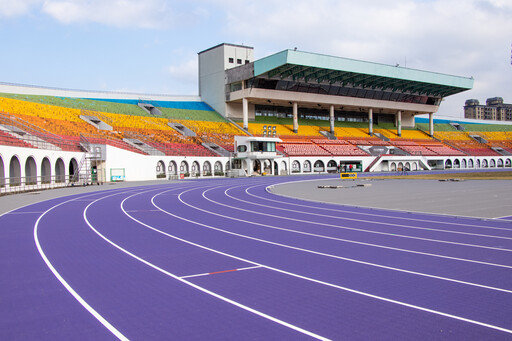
[1,176,512,340]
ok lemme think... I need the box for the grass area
[0,92,227,122]
[415,121,512,132]
[371,171,512,180]
[460,124,512,132]
[415,123,456,132]
[0,92,147,116]
[159,107,228,122]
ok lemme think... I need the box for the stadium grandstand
[1,43,512,193]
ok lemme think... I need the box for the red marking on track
[209,269,238,275]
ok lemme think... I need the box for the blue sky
[1,0,511,118]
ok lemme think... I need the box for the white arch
[214,161,223,175]
[314,160,325,172]
[55,158,66,183]
[156,160,166,178]
[25,156,37,185]
[191,161,200,176]
[203,161,212,176]
[453,159,460,169]
[168,161,178,176]
[0,153,5,188]
[69,158,79,182]
[280,160,287,173]
[9,155,21,186]
[292,160,301,173]
[303,160,312,173]
[180,161,189,175]
[41,157,52,184]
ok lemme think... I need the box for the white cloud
[167,58,197,80]
[41,0,175,29]
[212,0,512,117]
[166,56,198,94]
[0,0,42,17]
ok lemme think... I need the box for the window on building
[245,60,250,64]
[228,57,234,63]
[237,59,242,64]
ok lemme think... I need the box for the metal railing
[1,174,82,195]
[0,111,83,151]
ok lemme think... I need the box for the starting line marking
[180,265,262,279]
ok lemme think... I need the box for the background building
[464,97,512,121]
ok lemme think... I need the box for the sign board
[340,172,357,179]
[110,168,125,182]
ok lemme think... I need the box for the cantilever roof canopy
[253,50,474,97]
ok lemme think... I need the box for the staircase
[373,132,390,142]
[202,142,230,157]
[123,137,165,155]
[70,135,102,185]
[364,155,385,172]
[138,99,162,116]
[80,110,113,131]
[168,121,196,136]
[227,118,252,136]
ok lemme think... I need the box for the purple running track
[1,176,512,340]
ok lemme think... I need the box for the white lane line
[178,186,512,269]
[215,185,512,243]
[495,215,512,220]
[142,187,512,335]
[231,185,512,241]
[180,266,263,279]
[260,178,512,231]
[33,192,130,341]
[174,187,512,292]
[80,191,329,341]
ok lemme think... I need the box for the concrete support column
[429,112,434,137]
[329,105,335,134]
[293,102,299,133]
[368,108,373,136]
[242,97,248,130]
[397,110,402,137]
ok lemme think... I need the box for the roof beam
[346,74,377,88]
[305,68,330,82]
[367,76,395,90]
[267,64,295,79]
[280,65,306,79]
[329,71,356,85]
[300,67,321,82]
[317,70,343,83]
